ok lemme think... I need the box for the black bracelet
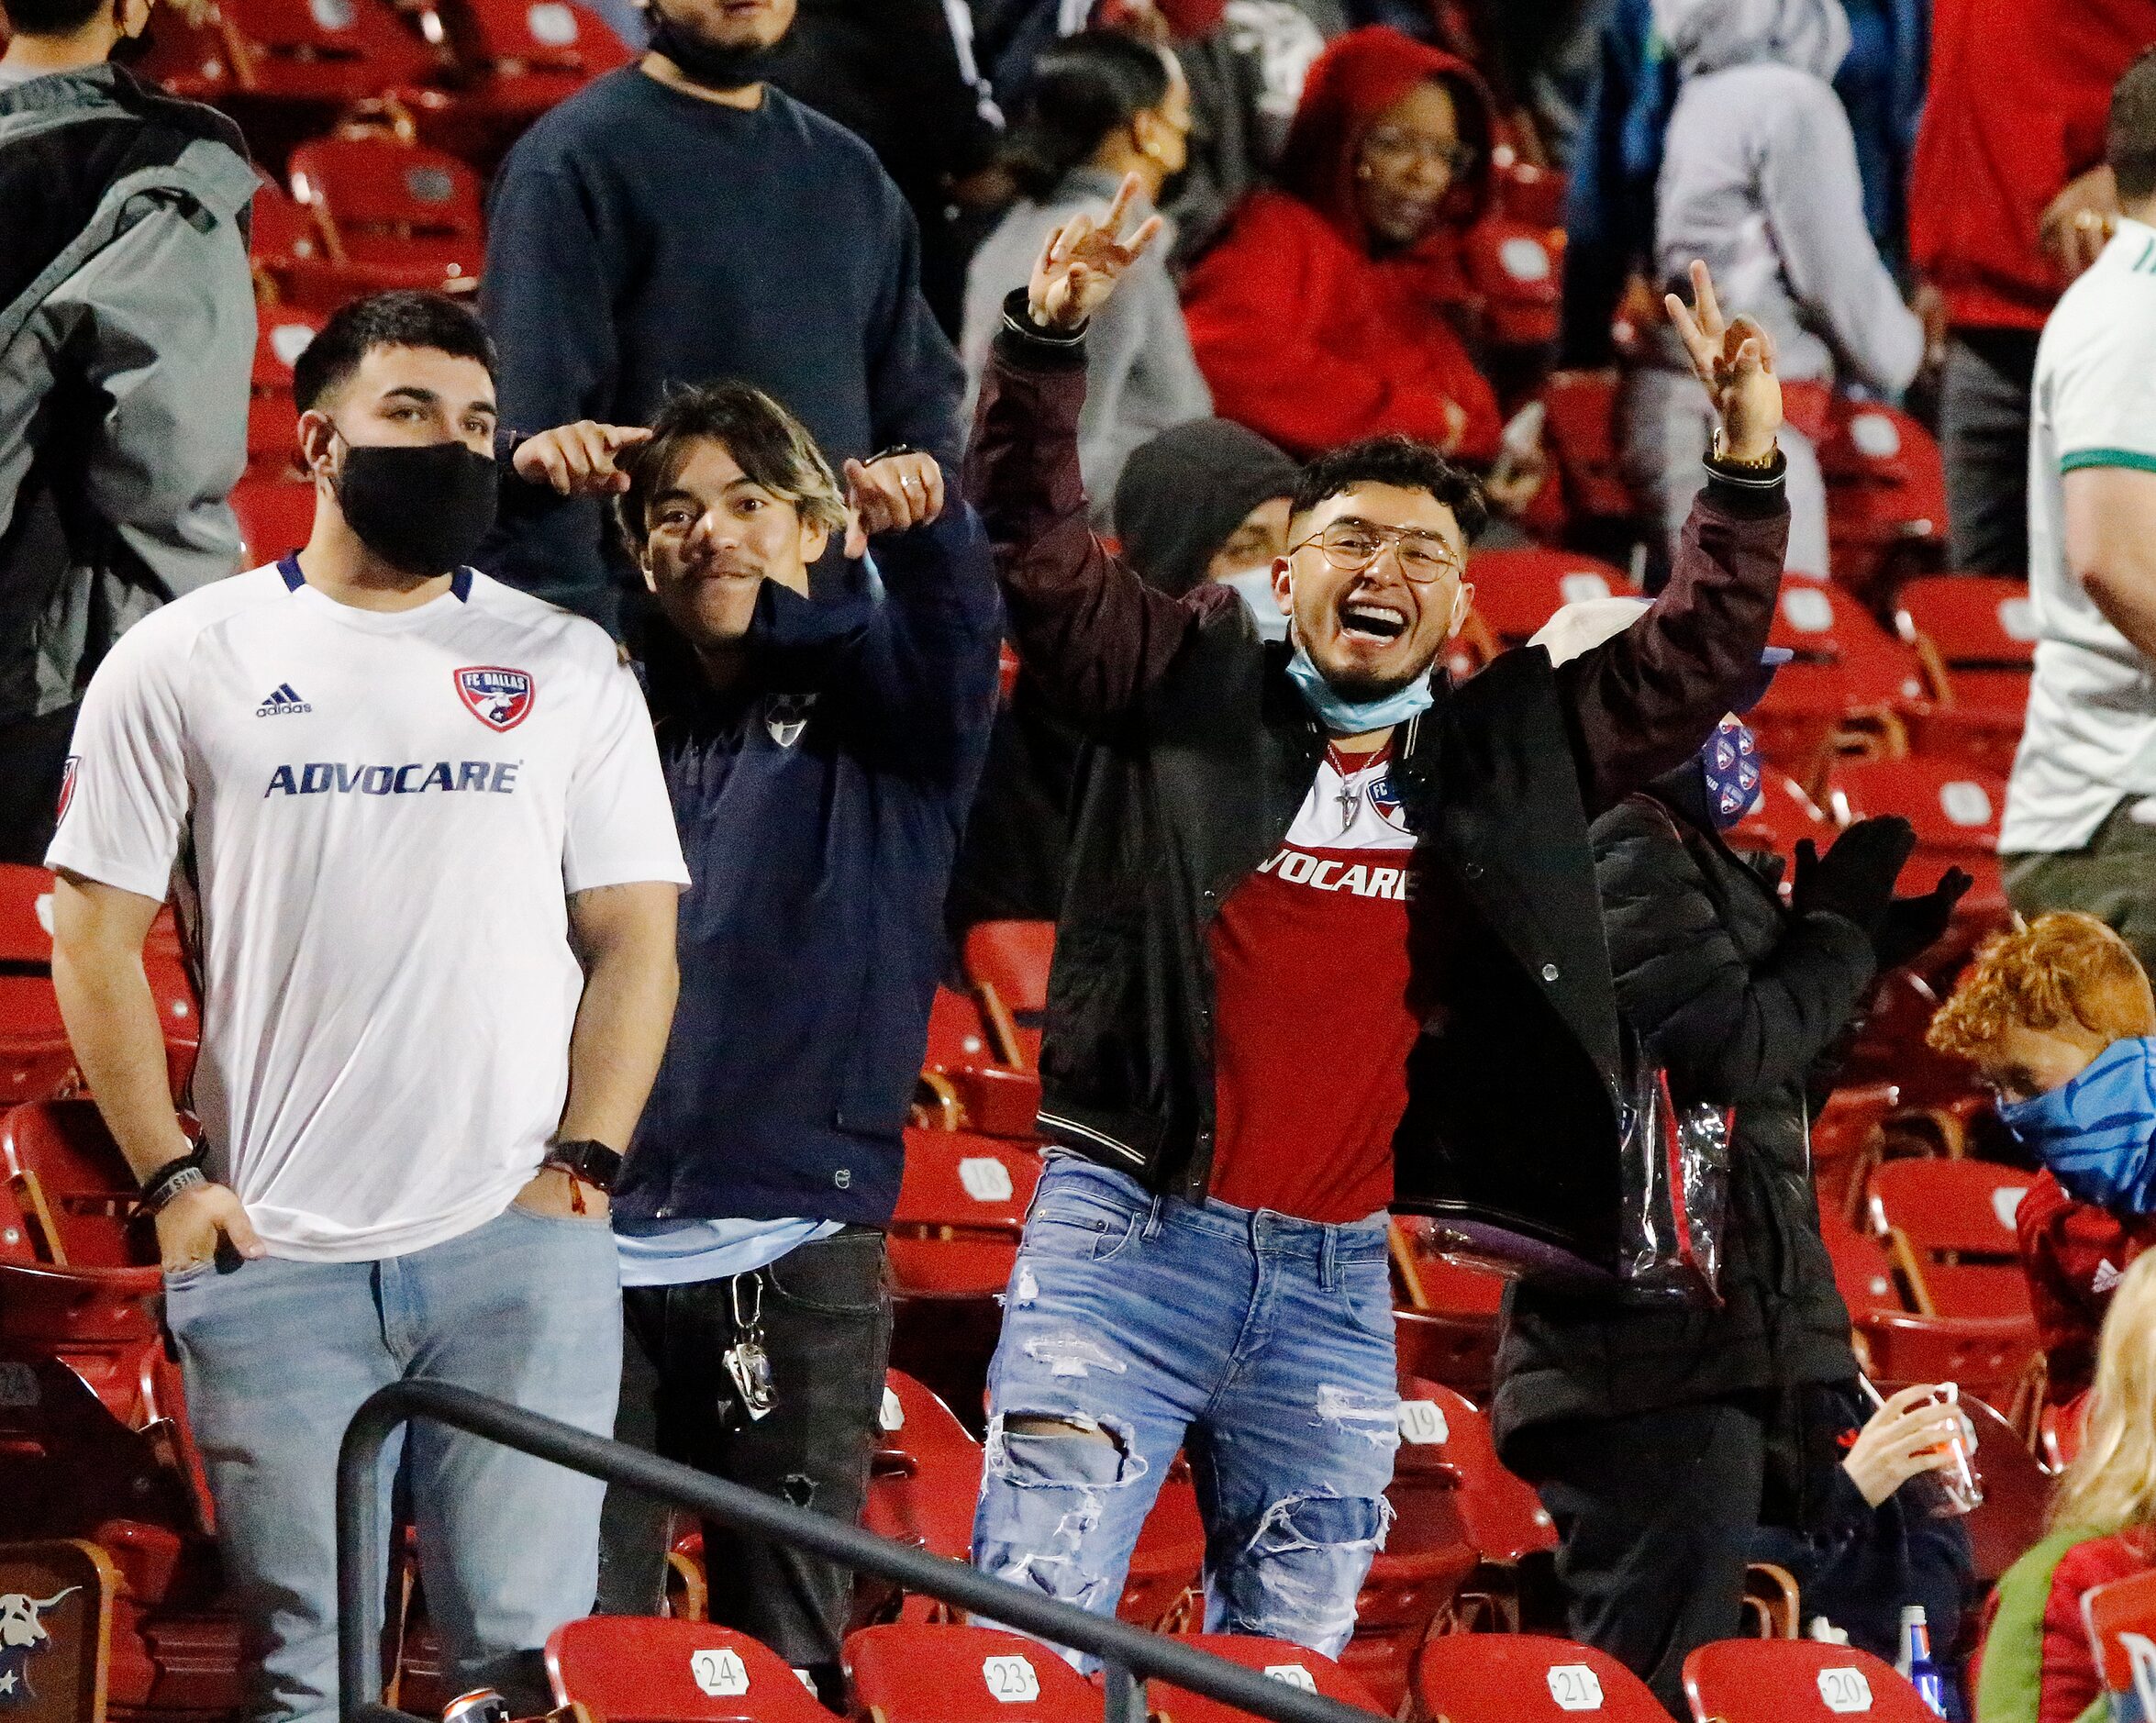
[140,1139,209,1213]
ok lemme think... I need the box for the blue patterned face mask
[1696,714,1763,830]
[1997,1037,2156,1212]
[1285,647,1434,735]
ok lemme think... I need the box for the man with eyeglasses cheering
[965,172,1795,1657]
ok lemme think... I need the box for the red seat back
[1724,767,1833,869]
[890,1131,1037,1239]
[1961,1394,2053,1589]
[844,1624,1100,1723]
[1751,583,1927,763]
[1818,1213,1906,1318]
[1465,547,1637,647]
[1854,1313,2036,1413]
[1151,1634,1385,1721]
[1683,1638,1939,1723]
[220,0,438,98]
[2,1102,160,1272]
[288,138,485,286]
[1895,576,2036,672]
[546,1617,829,1723]
[451,0,628,73]
[231,477,318,568]
[1412,1634,1669,1723]
[862,1371,981,1571]
[1395,1375,1553,1564]
[961,920,1056,1017]
[248,310,322,470]
[1868,1159,2032,1261]
[1540,370,1635,525]
[2081,1568,2156,1714]
[1821,757,2006,860]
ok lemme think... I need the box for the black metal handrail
[338,1380,1378,1723]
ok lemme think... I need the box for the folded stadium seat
[2078,1565,2156,1718]
[1894,575,2035,775]
[1817,753,2010,945]
[547,1617,830,1723]
[1816,399,1950,603]
[1852,1313,2038,1423]
[434,0,629,118]
[917,985,1039,1139]
[860,1373,981,1622]
[1343,1393,1480,1709]
[1539,370,1637,533]
[1150,1634,1385,1722]
[844,1623,1102,1723]
[1462,547,1638,649]
[1118,1456,1207,1630]
[1411,1633,1670,1723]
[961,919,1054,1069]
[1750,583,1928,771]
[1722,766,1833,871]
[1866,1153,2035,1321]
[247,308,323,473]
[288,135,485,298]
[215,0,441,103]
[884,1129,1038,1300]
[1463,216,1561,350]
[1817,1209,1908,1320]
[230,475,318,568]
[1682,1639,1939,1723]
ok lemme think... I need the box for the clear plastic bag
[1618,1066,1733,1303]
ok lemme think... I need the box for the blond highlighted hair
[2054,1252,2156,1533]
[1927,913,2156,1064]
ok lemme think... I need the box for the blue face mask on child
[1696,714,1763,831]
[1996,1037,2156,1212]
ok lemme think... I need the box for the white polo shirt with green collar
[2003,217,2156,856]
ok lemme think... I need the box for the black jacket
[1494,770,1873,1451]
[967,305,1790,1240]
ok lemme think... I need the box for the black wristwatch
[543,1139,622,1195]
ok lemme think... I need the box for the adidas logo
[2095,1258,2124,1295]
[255,683,313,717]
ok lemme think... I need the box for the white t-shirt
[2002,217,2156,854]
[48,561,690,1262]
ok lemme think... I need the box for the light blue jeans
[972,1161,1400,1660]
[163,1206,622,1723]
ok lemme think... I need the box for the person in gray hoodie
[1618,0,1922,582]
[0,0,254,863]
[960,29,1213,524]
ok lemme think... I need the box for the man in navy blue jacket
[592,382,1000,1704]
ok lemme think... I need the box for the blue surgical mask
[1285,646,1434,735]
[1220,568,1289,643]
[1997,1037,2156,1212]
[1697,714,1763,830]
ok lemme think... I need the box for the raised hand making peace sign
[1666,259,1782,466]
[1027,171,1166,335]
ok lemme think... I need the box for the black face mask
[643,6,786,90]
[333,436,499,576]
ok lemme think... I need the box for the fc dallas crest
[54,757,77,826]
[454,666,535,731]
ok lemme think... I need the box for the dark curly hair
[1290,434,1487,542]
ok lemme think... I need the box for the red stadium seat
[961,920,1054,1015]
[0,867,74,1107]
[1120,1460,1206,1630]
[1464,217,1561,349]
[861,1373,981,1619]
[230,476,317,568]
[1683,1638,1939,1723]
[1150,1634,1385,1722]
[1412,1634,1669,1723]
[1895,576,2034,773]
[1866,1158,2034,1320]
[217,0,439,102]
[1817,401,1949,599]
[1465,547,1638,648]
[248,309,322,472]
[1854,1313,2037,1413]
[1818,1211,1906,1319]
[918,986,1039,1139]
[1962,1394,2052,1589]
[1540,371,1636,528]
[1818,754,2011,948]
[1491,149,1564,230]
[2043,1389,2089,1473]
[2079,1567,2156,1718]
[1750,583,1928,768]
[438,0,630,115]
[1394,1306,1499,1401]
[844,1624,1102,1723]
[288,136,484,297]
[131,4,239,98]
[885,1129,1038,1299]
[547,1617,829,1723]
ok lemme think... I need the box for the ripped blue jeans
[971,1159,1399,1660]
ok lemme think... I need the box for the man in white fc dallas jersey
[45,291,687,1723]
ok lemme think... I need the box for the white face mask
[1218,566,1289,641]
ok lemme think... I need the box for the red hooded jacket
[1180,27,1505,462]
[2017,1167,2156,1403]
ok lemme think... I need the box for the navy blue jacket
[617,506,1002,1228]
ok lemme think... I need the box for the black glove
[1872,866,1975,971]
[1791,817,1917,937]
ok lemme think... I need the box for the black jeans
[1940,328,2040,575]
[597,1228,893,1699]
[1513,1398,1767,1718]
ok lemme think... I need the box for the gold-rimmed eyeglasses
[1288,518,1463,584]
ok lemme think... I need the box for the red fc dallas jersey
[1207,741,1428,1222]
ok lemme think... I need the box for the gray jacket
[1646,0,1921,393]
[0,64,254,725]
[961,168,1212,524]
